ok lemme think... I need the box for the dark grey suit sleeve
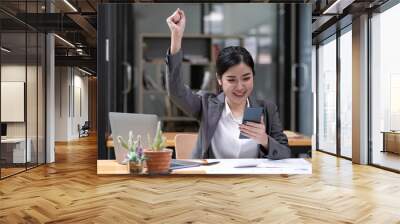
[191,137,202,159]
[260,103,291,160]
[165,49,202,119]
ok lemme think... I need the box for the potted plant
[117,132,146,174]
[144,121,173,174]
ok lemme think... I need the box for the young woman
[165,9,291,159]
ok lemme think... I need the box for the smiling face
[217,62,254,106]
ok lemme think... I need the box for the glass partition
[1,30,28,177]
[27,30,38,169]
[0,1,46,179]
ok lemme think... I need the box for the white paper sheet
[178,159,312,174]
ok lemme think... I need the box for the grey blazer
[165,50,292,160]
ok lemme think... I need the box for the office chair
[174,133,198,159]
[79,121,90,138]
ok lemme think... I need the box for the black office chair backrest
[82,121,90,129]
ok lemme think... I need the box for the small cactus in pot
[144,121,172,174]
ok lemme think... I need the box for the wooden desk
[97,158,312,175]
[106,131,311,148]
[382,131,400,154]
[284,131,312,147]
[97,160,206,175]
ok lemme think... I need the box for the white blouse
[210,98,259,158]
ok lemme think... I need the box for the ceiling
[0,0,390,74]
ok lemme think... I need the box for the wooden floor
[1,135,400,223]
[1,167,25,178]
[1,163,45,178]
[372,150,400,171]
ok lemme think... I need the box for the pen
[234,165,259,168]
[202,161,220,166]
[234,165,282,168]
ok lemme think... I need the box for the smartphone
[239,107,264,139]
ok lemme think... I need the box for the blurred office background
[97,3,313,159]
[1,0,400,179]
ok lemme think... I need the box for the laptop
[170,159,202,170]
[109,112,158,164]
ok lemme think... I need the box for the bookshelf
[138,34,243,131]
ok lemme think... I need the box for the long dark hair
[216,46,255,93]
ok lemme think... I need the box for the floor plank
[0,135,400,223]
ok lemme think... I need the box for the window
[339,29,352,158]
[317,36,337,154]
[371,3,400,171]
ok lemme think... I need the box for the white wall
[1,64,46,163]
[1,65,27,141]
[72,73,89,138]
[1,66,25,128]
[1,65,39,138]
[221,4,276,35]
[55,67,68,141]
[55,67,89,141]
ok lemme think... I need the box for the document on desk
[189,159,312,174]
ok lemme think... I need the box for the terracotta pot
[144,149,172,175]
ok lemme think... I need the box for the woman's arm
[262,103,291,159]
[239,102,291,159]
[166,8,185,55]
[166,9,202,118]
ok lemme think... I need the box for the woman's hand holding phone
[166,8,186,55]
[239,116,269,148]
